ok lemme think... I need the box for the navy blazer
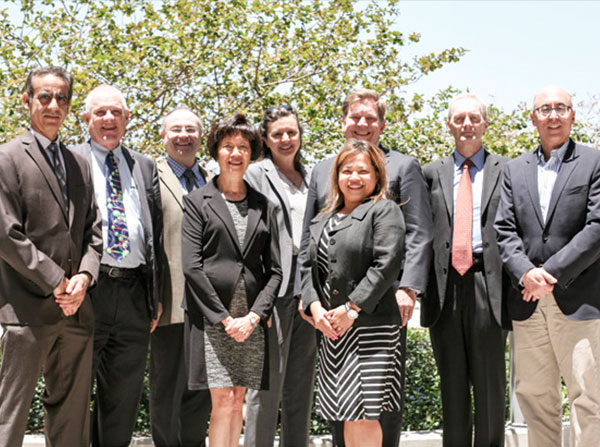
[182,177,282,326]
[495,140,600,321]
[301,199,405,327]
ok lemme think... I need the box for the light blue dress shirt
[537,141,568,223]
[166,155,206,193]
[90,141,146,268]
[453,147,485,254]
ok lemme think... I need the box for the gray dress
[203,198,265,389]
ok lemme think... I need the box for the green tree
[0,0,465,158]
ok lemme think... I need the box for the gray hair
[448,93,488,121]
[84,84,128,114]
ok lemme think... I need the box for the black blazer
[422,150,512,329]
[495,140,600,321]
[70,142,164,318]
[182,177,282,326]
[296,145,432,296]
[301,199,405,327]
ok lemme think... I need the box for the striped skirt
[315,324,403,421]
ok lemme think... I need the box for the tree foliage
[0,0,465,159]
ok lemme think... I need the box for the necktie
[105,152,130,260]
[183,168,198,192]
[49,142,68,208]
[452,159,473,276]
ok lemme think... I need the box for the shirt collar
[454,146,485,170]
[30,128,59,150]
[90,139,123,164]
[536,140,569,164]
[166,155,199,179]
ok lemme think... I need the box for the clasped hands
[522,267,557,302]
[222,311,261,343]
[53,273,91,316]
[310,301,354,341]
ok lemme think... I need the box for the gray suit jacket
[495,139,600,321]
[296,145,433,296]
[245,157,311,297]
[422,150,510,328]
[301,199,405,327]
[71,142,164,318]
[0,130,102,325]
[156,158,213,326]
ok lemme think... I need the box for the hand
[54,274,90,316]
[522,268,557,302]
[267,315,273,328]
[325,305,354,337]
[395,288,417,327]
[310,302,338,340]
[297,295,315,327]
[151,302,163,333]
[225,312,259,342]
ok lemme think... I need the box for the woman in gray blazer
[301,139,405,447]
[244,105,316,447]
[181,113,282,447]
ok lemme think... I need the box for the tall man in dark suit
[495,86,600,446]
[150,107,212,447]
[422,94,508,446]
[0,66,102,447]
[298,88,433,447]
[71,84,163,447]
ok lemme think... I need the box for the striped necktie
[105,151,130,260]
[49,142,68,208]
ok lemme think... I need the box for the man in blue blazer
[423,94,509,446]
[297,88,433,447]
[71,85,163,447]
[495,85,600,446]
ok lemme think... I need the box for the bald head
[533,85,572,109]
[83,85,130,150]
[531,85,575,155]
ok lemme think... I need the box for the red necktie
[452,159,473,276]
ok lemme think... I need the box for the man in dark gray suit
[495,85,600,446]
[0,66,102,447]
[422,94,509,446]
[71,84,163,447]
[298,87,433,447]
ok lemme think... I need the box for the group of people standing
[0,65,599,447]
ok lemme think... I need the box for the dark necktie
[452,159,473,276]
[105,152,130,260]
[49,142,68,208]
[183,168,198,192]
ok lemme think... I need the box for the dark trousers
[150,323,211,447]
[90,270,151,447]
[330,326,407,447]
[0,315,93,447]
[430,265,506,447]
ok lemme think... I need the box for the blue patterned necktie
[49,142,68,208]
[105,152,130,260]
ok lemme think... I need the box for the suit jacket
[495,139,600,321]
[422,150,511,328]
[181,177,282,326]
[70,142,164,318]
[296,145,432,296]
[245,157,311,297]
[301,199,405,327]
[156,158,214,326]
[0,130,102,325]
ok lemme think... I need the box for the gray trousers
[244,297,317,447]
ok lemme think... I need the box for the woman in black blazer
[181,113,282,447]
[301,139,405,447]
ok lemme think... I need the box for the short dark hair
[24,66,74,102]
[259,104,304,170]
[207,113,261,161]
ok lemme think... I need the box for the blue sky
[398,1,600,112]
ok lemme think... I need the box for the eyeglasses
[533,104,572,118]
[35,92,70,107]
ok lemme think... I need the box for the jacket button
[542,233,549,242]
[330,239,336,246]
[445,242,450,249]
[332,289,340,295]
[237,261,243,267]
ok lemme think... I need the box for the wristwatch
[344,301,359,320]
[248,314,259,327]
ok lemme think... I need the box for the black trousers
[330,326,407,447]
[429,265,506,447]
[150,323,211,447]
[90,270,151,447]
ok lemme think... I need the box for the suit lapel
[264,159,292,213]
[123,147,151,246]
[545,140,578,228]
[205,179,243,253]
[157,159,185,210]
[524,150,544,228]
[438,156,454,220]
[481,152,501,215]
[62,144,80,227]
[242,188,262,256]
[23,132,69,223]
